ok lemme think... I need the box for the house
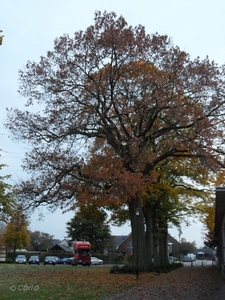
[111,232,180,258]
[0,245,6,262]
[116,233,133,256]
[214,187,225,276]
[49,239,73,253]
[104,235,129,261]
[167,233,180,258]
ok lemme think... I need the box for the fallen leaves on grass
[1,265,225,300]
[0,265,165,299]
[103,265,225,300]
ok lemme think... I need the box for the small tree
[66,204,111,253]
[180,238,197,255]
[29,231,54,251]
[3,206,30,259]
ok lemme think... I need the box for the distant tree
[0,152,15,222]
[66,204,111,253]
[201,203,216,248]
[180,238,197,255]
[0,30,3,45]
[3,206,30,259]
[29,231,54,251]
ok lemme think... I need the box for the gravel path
[101,264,225,300]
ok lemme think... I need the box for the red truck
[71,241,91,266]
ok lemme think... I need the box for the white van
[187,253,196,261]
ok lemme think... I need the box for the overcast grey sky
[1,0,225,246]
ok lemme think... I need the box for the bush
[110,263,148,274]
[119,264,136,274]
[110,265,122,274]
[113,253,124,264]
[153,262,183,274]
[110,262,183,274]
[126,255,133,263]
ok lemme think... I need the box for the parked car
[15,254,27,264]
[66,257,74,265]
[44,256,57,265]
[168,256,175,263]
[28,255,39,265]
[187,253,196,261]
[170,257,179,263]
[57,257,69,264]
[91,257,103,265]
[183,255,191,262]
[52,256,60,263]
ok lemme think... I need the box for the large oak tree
[6,11,225,269]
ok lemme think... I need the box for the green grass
[0,263,153,300]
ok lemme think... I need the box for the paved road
[183,259,216,267]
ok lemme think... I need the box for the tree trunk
[152,205,160,266]
[128,195,148,271]
[158,222,169,264]
[158,230,169,264]
[13,246,16,261]
[145,201,153,265]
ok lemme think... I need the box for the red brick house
[111,232,179,258]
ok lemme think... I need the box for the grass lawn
[0,263,160,300]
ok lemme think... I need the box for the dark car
[44,256,57,265]
[29,255,39,265]
[57,257,69,264]
[67,257,74,264]
[15,254,27,264]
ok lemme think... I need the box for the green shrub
[110,265,122,274]
[113,253,124,264]
[110,262,183,274]
[127,255,133,263]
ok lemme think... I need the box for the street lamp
[135,208,140,280]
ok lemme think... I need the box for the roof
[112,232,179,250]
[57,244,72,252]
[115,233,132,249]
[111,235,128,248]
[52,239,61,246]
[50,239,73,252]
[167,234,180,245]
[214,187,225,238]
